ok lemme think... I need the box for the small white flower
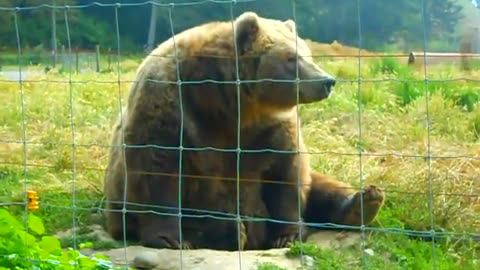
[364,248,375,256]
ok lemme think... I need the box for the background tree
[0,0,469,53]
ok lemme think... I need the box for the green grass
[1,55,479,269]
[282,236,479,270]
[0,50,144,74]
[256,262,288,270]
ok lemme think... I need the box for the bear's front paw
[342,184,385,226]
[272,232,302,248]
[142,235,192,250]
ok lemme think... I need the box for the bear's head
[234,12,336,110]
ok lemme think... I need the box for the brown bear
[102,11,384,251]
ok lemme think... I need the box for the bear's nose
[324,78,336,88]
[323,77,336,95]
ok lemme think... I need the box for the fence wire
[420,0,438,267]
[355,0,367,267]
[0,0,479,270]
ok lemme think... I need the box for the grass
[0,50,144,74]
[256,262,288,270]
[0,50,479,269]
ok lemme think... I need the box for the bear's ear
[284,19,296,34]
[234,12,259,55]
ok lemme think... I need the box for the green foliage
[286,242,322,257]
[0,209,126,270]
[370,57,403,75]
[450,86,480,112]
[286,234,479,270]
[256,262,287,270]
[471,109,480,139]
[394,80,424,107]
[367,56,434,108]
[370,232,479,270]
[384,68,480,111]
[287,242,350,269]
[423,81,480,112]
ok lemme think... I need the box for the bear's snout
[322,77,336,96]
[297,74,336,104]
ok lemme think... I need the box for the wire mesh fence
[0,0,479,269]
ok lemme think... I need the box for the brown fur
[103,11,384,251]
[305,171,385,230]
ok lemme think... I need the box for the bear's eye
[287,56,297,63]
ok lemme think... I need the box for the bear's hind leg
[341,184,385,226]
[304,171,385,229]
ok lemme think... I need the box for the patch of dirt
[55,224,362,270]
[55,224,113,243]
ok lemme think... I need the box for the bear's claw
[239,222,248,250]
[357,185,385,208]
[272,233,301,248]
[142,236,192,250]
[345,184,385,225]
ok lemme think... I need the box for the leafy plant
[256,262,287,270]
[0,208,126,270]
[370,57,402,75]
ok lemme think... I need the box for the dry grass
[305,39,376,57]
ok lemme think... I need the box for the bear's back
[125,20,237,117]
